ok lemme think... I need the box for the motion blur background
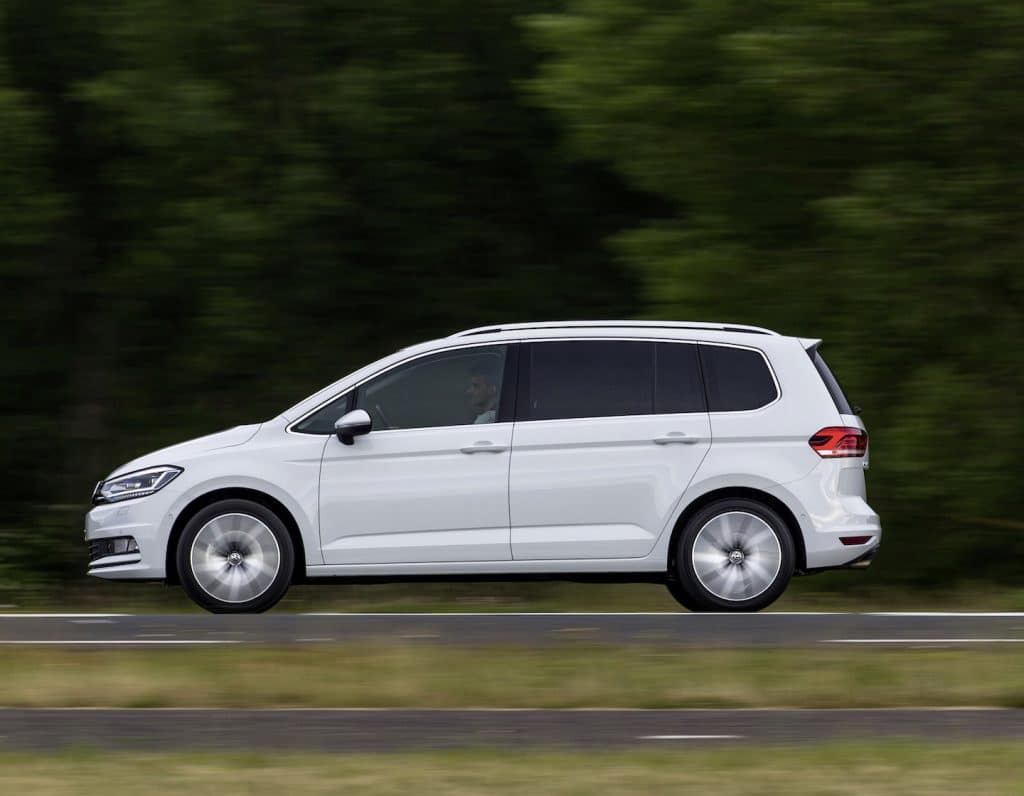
[1,0,1022,606]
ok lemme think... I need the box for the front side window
[292,392,352,434]
[699,344,778,411]
[356,345,507,430]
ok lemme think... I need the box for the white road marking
[299,611,844,617]
[640,734,743,740]
[868,612,1024,618]
[0,706,1005,712]
[296,611,1024,618]
[0,611,1021,619]
[0,614,127,618]
[0,640,239,645]
[822,638,1024,644]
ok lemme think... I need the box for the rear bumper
[801,542,879,574]
[845,545,879,569]
[775,460,882,571]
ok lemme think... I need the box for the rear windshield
[811,350,855,414]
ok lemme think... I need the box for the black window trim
[515,337,709,423]
[287,341,520,435]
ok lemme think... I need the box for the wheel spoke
[743,556,773,585]
[691,511,782,602]
[190,513,282,604]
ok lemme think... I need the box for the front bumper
[84,491,174,580]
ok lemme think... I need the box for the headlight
[94,465,182,504]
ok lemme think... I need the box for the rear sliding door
[509,339,711,560]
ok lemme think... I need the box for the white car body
[85,321,881,608]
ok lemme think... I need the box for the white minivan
[85,321,881,613]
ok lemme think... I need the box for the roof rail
[450,320,780,338]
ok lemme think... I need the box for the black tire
[176,499,295,614]
[671,498,795,612]
[664,577,700,611]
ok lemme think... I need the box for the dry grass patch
[0,645,1022,708]
[0,743,1021,795]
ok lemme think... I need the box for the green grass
[1,744,1021,794]
[1,644,1023,709]
[6,576,1024,613]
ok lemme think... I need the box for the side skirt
[297,572,667,586]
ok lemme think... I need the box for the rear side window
[655,343,705,413]
[523,341,653,420]
[699,345,777,411]
[811,350,854,414]
[521,340,706,421]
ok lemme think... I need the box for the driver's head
[466,360,499,411]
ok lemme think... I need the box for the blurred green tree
[529,0,1024,583]
[0,0,643,598]
[1,0,1021,599]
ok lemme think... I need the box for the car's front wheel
[669,498,794,612]
[176,499,294,613]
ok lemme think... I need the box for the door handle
[460,442,508,454]
[653,432,699,445]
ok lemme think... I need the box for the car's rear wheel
[669,498,794,612]
[664,577,699,611]
[177,499,294,614]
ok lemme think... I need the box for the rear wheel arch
[165,487,307,585]
[666,486,806,576]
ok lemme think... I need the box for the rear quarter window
[699,344,778,411]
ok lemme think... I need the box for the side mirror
[334,409,372,445]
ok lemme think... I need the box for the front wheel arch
[165,488,307,585]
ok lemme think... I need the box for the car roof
[449,320,781,339]
[450,320,779,337]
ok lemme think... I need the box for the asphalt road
[1,708,1020,750]
[0,612,1022,646]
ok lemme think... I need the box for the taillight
[809,426,868,458]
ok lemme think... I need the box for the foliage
[1,0,1021,598]
[529,0,1024,583]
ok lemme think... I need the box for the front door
[319,344,515,564]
